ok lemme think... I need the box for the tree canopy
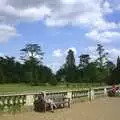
[0,43,119,85]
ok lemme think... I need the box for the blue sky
[0,0,120,72]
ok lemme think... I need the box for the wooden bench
[34,95,70,112]
[53,96,70,108]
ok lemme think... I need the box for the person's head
[38,94,43,100]
[116,87,119,90]
[112,84,115,88]
[41,91,46,98]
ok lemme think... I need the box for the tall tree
[21,43,44,85]
[65,49,75,68]
[64,49,77,82]
[117,56,120,70]
[96,44,108,69]
[95,44,109,84]
[79,54,90,69]
[106,61,115,72]
[21,43,44,64]
[85,62,98,83]
[0,56,23,83]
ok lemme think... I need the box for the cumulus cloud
[86,30,120,43]
[53,47,77,58]
[44,0,115,28]
[85,46,120,63]
[102,1,113,14]
[0,0,116,26]
[0,0,119,43]
[53,49,63,57]
[0,24,19,43]
[106,48,120,62]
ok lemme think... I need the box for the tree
[106,61,115,74]
[21,43,44,64]
[77,54,90,83]
[96,44,108,69]
[85,62,98,83]
[65,49,75,68]
[107,58,120,85]
[95,44,109,84]
[56,67,66,82]
[0,56,23,83]
[63,49,77,82]
[21,43,44,85]
[79,54,90,69]
[117,56,120,70]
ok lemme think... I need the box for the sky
[0,0,120,72]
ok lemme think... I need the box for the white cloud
[106,48,120,62]
[85,46,120,63]
[0,52,4,57]
[53,47,77,58]
[2,0,114,29]
[0,24,19,43]
[19,6,51,21]
[53,49,63,57]
[61,0,77,4]
[102,1,113,14]
[0,0,118,43]
[84,46,98,61]
[86,30,120,43]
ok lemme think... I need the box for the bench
[53,96,70,108]
[34,95,70,112]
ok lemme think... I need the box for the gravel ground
[1,97,120,120]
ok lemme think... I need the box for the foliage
[65,49,75,68]
[0,43,120,86]
[96,44,108,69]
[79,54,90,69]
[20,43,44,63]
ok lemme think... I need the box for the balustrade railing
[0,85,117,113]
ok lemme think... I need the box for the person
[41,92,57,112]
[116,87,120,93]
[112,84,116,93]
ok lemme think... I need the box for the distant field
[0,83,104,94]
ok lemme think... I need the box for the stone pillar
[91,89,95,100]
[25,95,34,106]
[104,88,107,96]
[66,91,72,103]
[88,89,94,101]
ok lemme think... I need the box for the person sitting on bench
[41,92,57,112]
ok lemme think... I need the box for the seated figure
[41,92,57,112]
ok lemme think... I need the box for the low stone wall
[0,85,116,113]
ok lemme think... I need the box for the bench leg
[68,102,70,108]
[63,103,65,108]
[44,103,46,112]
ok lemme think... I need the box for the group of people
[111,85,120,94]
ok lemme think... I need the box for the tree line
[0,43,120,85]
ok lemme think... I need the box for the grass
[0,83,105,95]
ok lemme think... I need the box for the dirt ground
[1,97,120,120]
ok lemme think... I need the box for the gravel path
[1,97,120,120]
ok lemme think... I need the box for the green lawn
[0,83,105,95]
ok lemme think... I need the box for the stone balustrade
[0,85,118,113]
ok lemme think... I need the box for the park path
[1,97,120,120]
